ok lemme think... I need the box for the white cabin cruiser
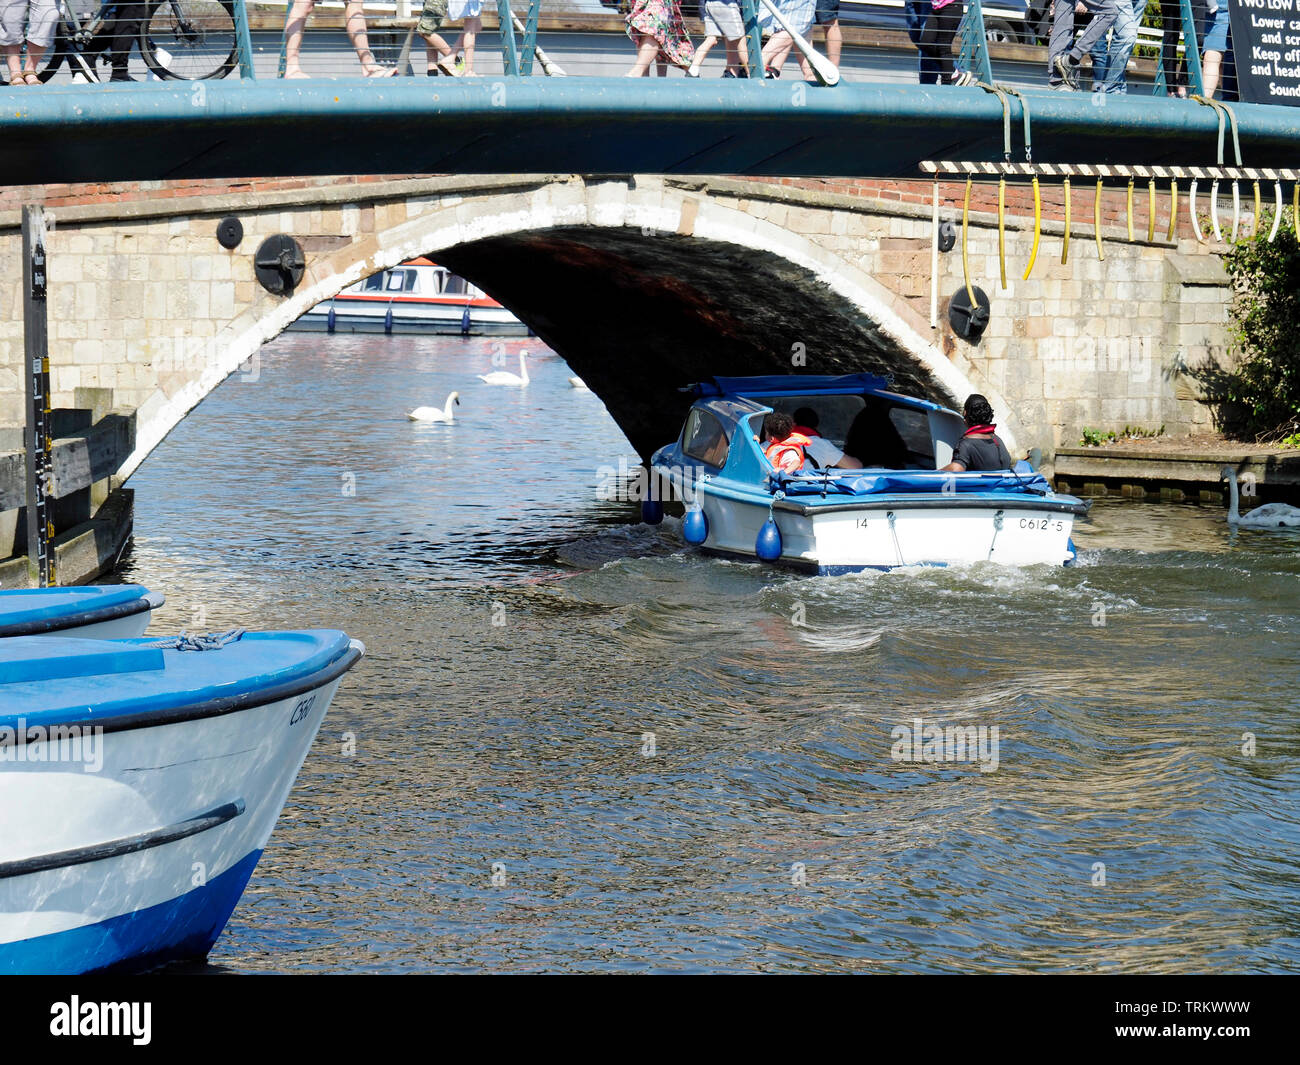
[292,258,527,336]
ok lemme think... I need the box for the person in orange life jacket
[939,394,1013,472]
[791,407,863,470]
[761,412,812,473]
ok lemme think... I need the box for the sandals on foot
[436,55,460,77]
[23,72,41,85]
[363,65,397,78]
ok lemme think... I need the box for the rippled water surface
[123,334,1300,973]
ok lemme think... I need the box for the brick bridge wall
[0,173,1233,469]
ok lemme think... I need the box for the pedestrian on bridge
[446,0,482,77]
[760,0,815,78]
[1047,0,1120,90]
[283,0,398,78]
[1,0,57,85]
[916,0,970,85]
[1087,0,1140,93]
[688,0,751,78]
[625,0,695,76]
[417,0,463,76]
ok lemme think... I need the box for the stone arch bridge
[1,172,1229,483]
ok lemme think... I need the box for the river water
[121,333,1300,974]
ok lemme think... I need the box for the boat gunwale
[0,590,162,639]
[0,641,363,746]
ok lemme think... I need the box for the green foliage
[1080,425,1165,446]
[1282,432,1300,450]
[1201,214,1300,441]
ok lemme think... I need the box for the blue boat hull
[0,850,261,975]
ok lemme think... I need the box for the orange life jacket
[764,431,813,473]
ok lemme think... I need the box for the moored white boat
[649,374,1088,573]
[0,629,363,974]
[0,585,164,640]
[290,257,527,336]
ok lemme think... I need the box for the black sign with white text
[1231,0,1300,104]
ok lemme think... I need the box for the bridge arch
[123,177,1015,477]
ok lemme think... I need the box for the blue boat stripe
[0,800,245,881]
[0,642,361,745]
[0,595,154,638]
[774,497,1091,517]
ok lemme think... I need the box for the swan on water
[407,392,460,422]
[478,351,530,387]
[568,377,589,390]
[1222,466,1300,527]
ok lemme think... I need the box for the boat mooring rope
[144,629,247,652]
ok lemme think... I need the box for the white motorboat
[0,628,363,974]
[648,374,1088,572]
[291,257,527,336]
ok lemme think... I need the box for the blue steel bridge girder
[2,79,1299,187]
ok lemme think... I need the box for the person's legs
[918,5,956,81]
[1158,0,1185,94]
[1069,0,1119,62]
[1097,0,1138,93]
[690,34,717,75]
[626,35,660,75]
[343,0,396,75]
[418,0,455,71]
[459,14,480,74]
[815,0,841,66]
[1202,50,1221,96]
[761,31,794,73]
[1201,4,1229,96]
[283,0,316,77]
[106,2,147,79]
[1046,0,1076,84]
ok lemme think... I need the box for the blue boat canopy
[770,469,1054,497]
[693,373,894,398]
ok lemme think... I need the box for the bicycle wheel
[140,0,237,81]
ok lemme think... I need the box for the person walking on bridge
[625,0,695,76]
[1047,0,1120,90]
[1,0,57,85]
[283,0,398,78]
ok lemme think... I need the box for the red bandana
[963,423,997,437]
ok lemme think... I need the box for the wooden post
[22,206,53,588]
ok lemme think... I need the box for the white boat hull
[686,485,1076,571]
[290,302,527,336]
[0,665,352,974]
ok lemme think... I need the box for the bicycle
[0,0,239,85]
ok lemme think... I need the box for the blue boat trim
[0,588,162,638]
[772,495,1091,517]
[0,640,362,744]
[0,849,264,975]
[0,800,245,881]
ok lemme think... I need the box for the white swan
[568,376,589,390]
[1222,466,1300,527]
[407,392,460,423]
[478,351,529,387]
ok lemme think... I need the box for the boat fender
[461,304,472,336]
[326,305,336,334]
[682,506,708,545]
[756,518,782,561]
[641,499,664,525]
[1065,536,1077,566]
[384,306,394,335]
